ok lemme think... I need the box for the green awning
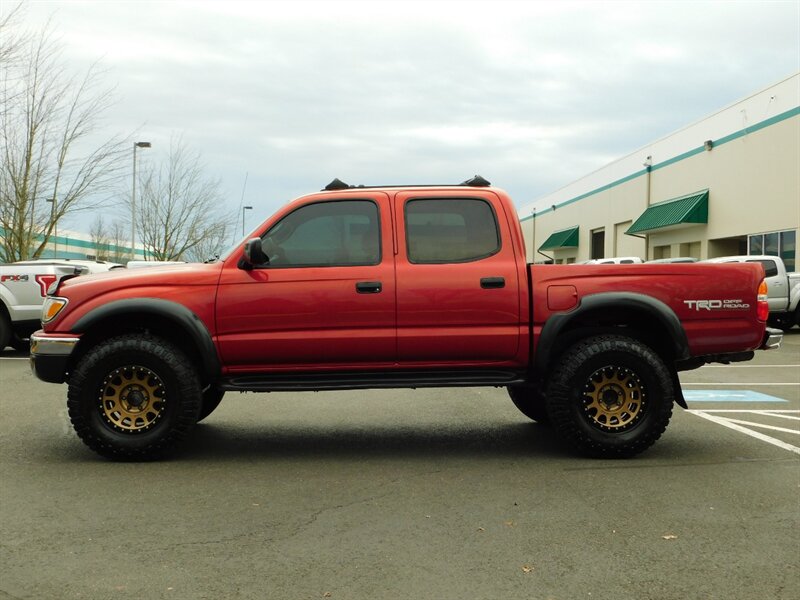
[626,190,709,235]
[538,226,579,251]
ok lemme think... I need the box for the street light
[131,141,152,259]
[242,205,253,236]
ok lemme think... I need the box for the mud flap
[671,370,688,409]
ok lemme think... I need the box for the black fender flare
[535,292,690,407]
[535,292,690,369]
[71,298,221,380]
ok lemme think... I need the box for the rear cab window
[747,259,779,278]
[404,198,500,264]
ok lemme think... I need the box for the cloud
[19,0,800,227]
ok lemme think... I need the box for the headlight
[41,297,68,324]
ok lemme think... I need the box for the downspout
[641,156,652,260]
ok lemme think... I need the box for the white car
[583,256,644,265]
[13,258,124,273]
[704,255,800,330]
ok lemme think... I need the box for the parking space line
[749,411,800,421]
[682,383,800,386]
[698,410,799,414]
[702,365,800,368]
[683,390,787,402]
[688,410,800,455]
[719,418,799,435]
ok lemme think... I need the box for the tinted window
[747,259,779,278]
[262,200,380,267]
[405,199,499,263]
[748,234,763,255]
[780,230,795,272]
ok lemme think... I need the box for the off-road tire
[10,335,29,352]
[198,389,225,423]
[0,312,11,351]
[769,313,795,331]
[67,334,202,460]
[507,384,550,424]
[546,335,674,458]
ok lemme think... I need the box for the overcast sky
[14,0,800,235]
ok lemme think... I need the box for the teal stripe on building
[520,106,800,222]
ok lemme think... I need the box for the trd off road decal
[684,299,750,311]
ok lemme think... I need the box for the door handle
[480,277,505,289]
[356,281,382,294]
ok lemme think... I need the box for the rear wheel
[769,312,796,331]
[507,384,549,424]
[67,334,202,460]
[546,335,674,458]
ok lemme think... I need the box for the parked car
[30,177,779,460]
[647,257,699,264]
[704,255,799,330]
[1,259,123,350]
[583,257,644,264]
[0,263,83,350]
[126,260,187,269]
[12,258,125,273]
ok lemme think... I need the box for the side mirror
[240,238,268,269]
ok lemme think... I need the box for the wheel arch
[534,292,689,406]
[69,299,220,384]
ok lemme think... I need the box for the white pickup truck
[0,260,123,350]
[705,255,800,330]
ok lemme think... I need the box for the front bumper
[761,327,783,350]
[29,331,80,384]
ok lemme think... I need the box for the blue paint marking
[683,390,788,403]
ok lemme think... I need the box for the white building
[519,73,799,271]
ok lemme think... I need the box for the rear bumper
[29,331,80,384]
[761,327,783,350]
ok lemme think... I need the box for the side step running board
[220,369,526,393]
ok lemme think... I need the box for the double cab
[30,177,782,460]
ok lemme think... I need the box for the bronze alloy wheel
[582,365,645,432]
[98,365,167,433]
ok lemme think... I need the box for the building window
[749,229,796,271]
[591,228,605,259]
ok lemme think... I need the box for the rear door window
[405,198,500,264]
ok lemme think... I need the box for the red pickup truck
[30,177,782,460]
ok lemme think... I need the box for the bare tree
[0,3,27,69]
[135,138,232,261]
[90,214,130,263]
[0,20,128,262]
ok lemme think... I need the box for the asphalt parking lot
[1,331,798,600]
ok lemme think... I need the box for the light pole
[242,205,253,236]
[47,198,57,257]
[131,141,152,259]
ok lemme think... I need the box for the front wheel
[67,334,202,460]
[546,335,674,458]
[0,312,11,350]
